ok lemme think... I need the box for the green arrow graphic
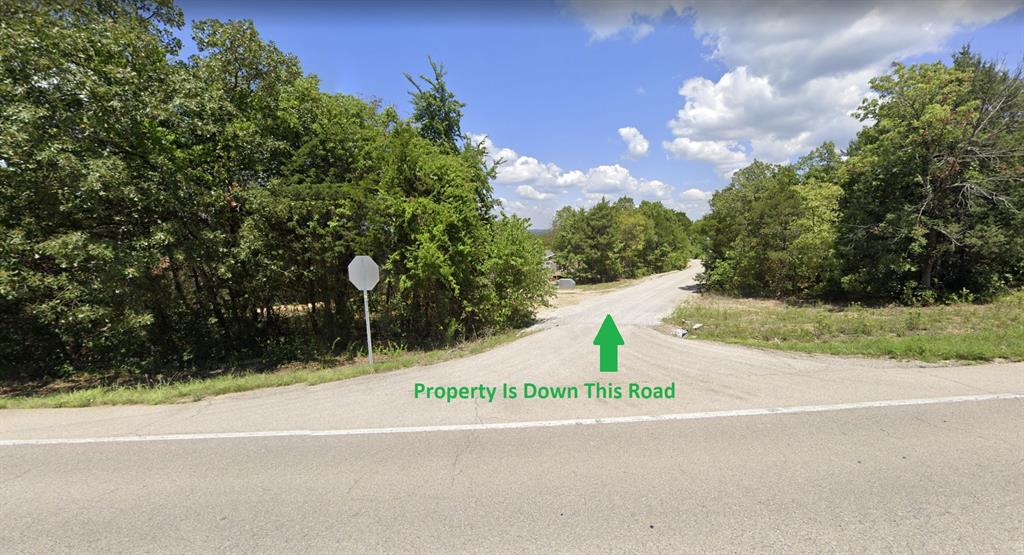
[593,314,624,372]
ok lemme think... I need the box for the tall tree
[405,57,465,153]
[0,0,185,379]
[840,49,1024,302]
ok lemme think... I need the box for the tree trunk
[920,256,934,290]
[920,229,938,290]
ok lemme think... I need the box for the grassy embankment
[0,330,527,409]
[668,291,1024,363]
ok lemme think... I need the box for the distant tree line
[551,198,696,283]
[0,1,550,382]
[698,48,1024,304]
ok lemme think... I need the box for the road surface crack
[449,433,477,490]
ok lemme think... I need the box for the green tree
[700,161,801,296]
[552,198,693,283]
[405,57,465,154]
[614,209,655,278]
[483,216,551,329]
[787,143,843,297]
[0,0,185,379]
[551,206,586,278]
[638,200,694,272]
[698,49,1022,303]
[0,7,550,383]
[840,49,1024,302]
[699,148,842,299]
[580,199,623,282]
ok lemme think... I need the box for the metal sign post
[362,289,372,364]
[347,256,380,364]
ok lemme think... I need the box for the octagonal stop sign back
[348,256,379,291]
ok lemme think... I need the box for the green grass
[0,330,528,409]
[667,291,1024,363]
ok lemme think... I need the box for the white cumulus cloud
[515,185,554,200]
[573,1,1021,173]
[569,0,686,41]
[472,134,671,198]
[688,2,1020,92]
[617,126,650,158]
[662,137,748,177]
[680,188,715,201]
[470,134,703,226]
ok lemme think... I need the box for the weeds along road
[2,262,1022,553]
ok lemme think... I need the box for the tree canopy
[698,48,1024,304]
[405,57,465,154]
[552,198,695,283]
[0,2,550,382]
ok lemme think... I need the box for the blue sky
[177,1,1024,228]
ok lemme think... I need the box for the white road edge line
[2,393,1021,447]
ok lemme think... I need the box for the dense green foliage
[698,144,843,298]
[699,49,1024,304]
[0,1,549,382]
[552,197,694,283]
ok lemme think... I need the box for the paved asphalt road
[2,263,1022,553]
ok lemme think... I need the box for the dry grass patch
[667,292,1024,363]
